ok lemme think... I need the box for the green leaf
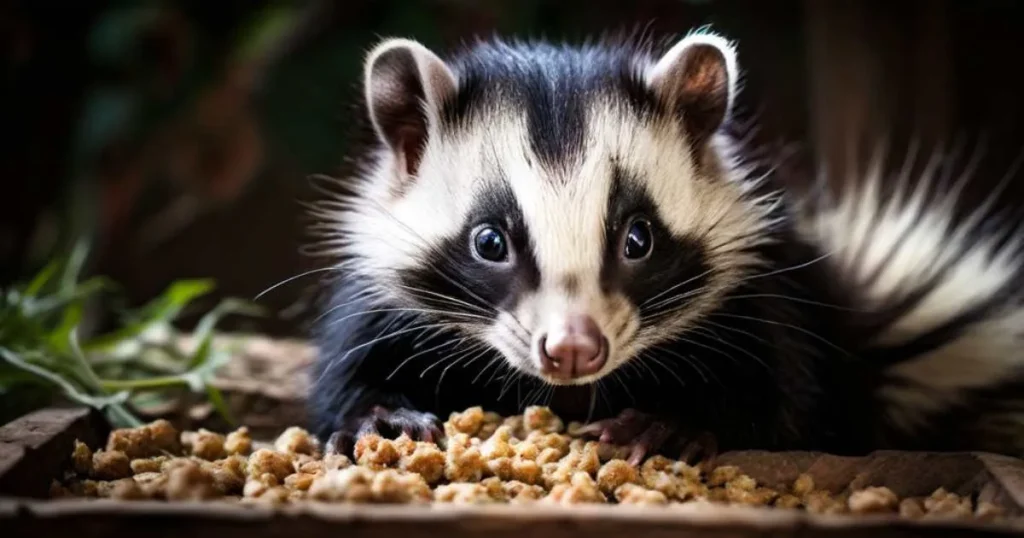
[82,279,215,352]
[186,298,264,369]
[47,301,84,353]
[60,237,93,293]
[23,259,61,298]
[234,6,300,64]
[0,347,133,412]
[205,385,235,426]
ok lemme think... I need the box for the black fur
[439,37,663,172]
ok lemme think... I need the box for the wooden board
[3,407,1024,538]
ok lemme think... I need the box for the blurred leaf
[234,6,301,64]
[0,347,130,410]
[82,279,214,352]
[23,258,60,298]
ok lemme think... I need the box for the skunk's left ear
[647,31,739,149]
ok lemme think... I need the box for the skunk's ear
[363,38,457,180]
[647,31,738,149]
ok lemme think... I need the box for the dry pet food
[47,406,1011,522]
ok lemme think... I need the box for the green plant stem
[100,375,188,391]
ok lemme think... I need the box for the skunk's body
[304,29,1024,459]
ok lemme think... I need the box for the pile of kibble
[50,406,1006,521]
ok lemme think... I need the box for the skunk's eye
[473,225,509,262]
[624,218,653,260]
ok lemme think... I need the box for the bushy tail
[794,141,1024,448]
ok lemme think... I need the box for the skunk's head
[334,30,780,386]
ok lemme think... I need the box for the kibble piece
[776,494,803,509]
[504,480,545,503]
[224,426,253,456]
[308,467,375,502]
[480,426,516,460]
[615,483,669,505]
[71,440,93,475]
[400,443,446,484]
[726,474,757,492]
[181,429,227,461]
[477,412,503,440]
[728,486,779,506]
[323,454,353,471]
[107,419,180,459]
[370,469,431,503]
[67,480,100,497]
[110,479,148,500]
[805,490,848,515]
[446,406,486,437]
[92,450,132,480]
[848,486,899,514]
[165,462,219,501]
[130,456,169,474]
[792,473,815,497]
[209,454,247,495]
[274,426,320,456]
[525,431,570,455]
[243,478,271,498]
[597,460,639,495]
[354,434,400,468]
[707,465,741,487]
[546,472,606,504]
[445,438,485,482]
[514,440,540,461]
[283,472,314,492]
[899,497,927,519]
[434,483,495,504]
[923,488,973,519]
[523,406,564,433]
[248,448,294,482]
[537,447,563,465]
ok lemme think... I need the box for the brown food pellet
[446,407,486,437]
[248,449,293,482]
[615,483,669,505]
[354,434,400,468]
[899,497,927,519]
[91,450,132,480]
[130,456,168,474]
[434,482,495,504]
[848,486,899,514]
[165,462,219,501]
[181,429,227,461]
[71,440,93,475]
[224,427,253,456]
[597,459,639,495]
[274,426,320,456]
[48,410,1016,522]
[107,420,180,459]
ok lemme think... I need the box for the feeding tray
[3,407,1024,537]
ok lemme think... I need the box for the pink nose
[537,314,608,380]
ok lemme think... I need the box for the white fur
[798,146,1024,431]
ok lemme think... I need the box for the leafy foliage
[0,240,262,427]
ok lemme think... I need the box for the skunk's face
[341,33,777,386]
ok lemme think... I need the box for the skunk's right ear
[363,38,457,181]
[646,31,739,149]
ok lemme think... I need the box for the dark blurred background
[3,0,1023,338]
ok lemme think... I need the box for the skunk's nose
[537,314,608,379]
